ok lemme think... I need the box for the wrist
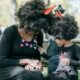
[19,59,29,65]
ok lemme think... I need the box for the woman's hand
[25,64,35,71]
[25,62,43,71]
[34,61,43,71]
[19,59,43,70]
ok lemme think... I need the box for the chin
[56,43,63,47]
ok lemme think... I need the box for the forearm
[0,58,30,67]
[41,53,50,59]
[70,59,80,67]
[0,57,20,67]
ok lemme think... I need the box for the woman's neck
[18,28,34,42]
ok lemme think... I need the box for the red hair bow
[43,5,56,15]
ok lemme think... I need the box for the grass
[78,70,80,80]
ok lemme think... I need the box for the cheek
[56,40,64,47]
[28,32,33,36]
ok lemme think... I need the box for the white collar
[64,43,73,47]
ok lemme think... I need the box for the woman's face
[24,27,39,36]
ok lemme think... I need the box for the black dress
[48,43,80,80]
[0,25,44,80]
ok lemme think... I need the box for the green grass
[78,70,80,80]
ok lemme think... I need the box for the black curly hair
[53,14,78,40]
[17,0,56,35]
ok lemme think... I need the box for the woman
[0,0,54,80]
[50,14,80,80]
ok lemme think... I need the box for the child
[49,14,80,80]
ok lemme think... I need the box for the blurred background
[0,0,80,26]
[0,1,80,79]
[0,0,80,41]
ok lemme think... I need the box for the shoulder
[1,25,17,40]
[4,25,17,34]
[72,44,80,52]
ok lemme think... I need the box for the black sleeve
[0,26,20,67]
[41,53,50,59]
[70,45,80,67]
[36,31,50,59]
[46,39,60,59]
[41,39,60,59]
[36,31,43,47]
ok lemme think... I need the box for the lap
[0,66,25,80]
[0,66,44,80]
[48,55,59,74]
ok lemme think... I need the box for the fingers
[24,59,43,71]
[25,65,35,71]
[25,64,43,71]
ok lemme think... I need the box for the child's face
[55,39,65,47]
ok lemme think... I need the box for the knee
[32,71,45,80]
[19,71,45,80]
[19,70,32,80]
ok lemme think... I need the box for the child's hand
[60,57,70,65]
[38,46,44,55]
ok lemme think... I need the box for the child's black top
[60,44,80,74]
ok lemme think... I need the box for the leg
[0,66,45,80]
[7,70,33,80]
[49,72,70,80]
[7,70,45,80]
[69,75,78,80]
[48,55,59,74]
[28,71,45,80]
[0,66,25,80]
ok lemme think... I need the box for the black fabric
[7,70,45,80]
[50,73,78,80]
[48,55,59,74]
[60,44,80,68]
[0,66,45,80]
[50,72,70,80]
[44,39,60,73]
[0,66,25,80]
[0,25,44,80]
[41,39,60,59]
[48,43,80,80]
[41,53,50,59]
[0,25,43,67]
[0,25,20,67]
[46,39,60,58]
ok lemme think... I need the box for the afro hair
[17,0,56,35]
[53,14,79,40]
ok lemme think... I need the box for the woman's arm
[0,26,43,67]
[0,26,30,67]
[0,27,20,67]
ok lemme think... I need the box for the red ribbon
[43,5,56,15]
